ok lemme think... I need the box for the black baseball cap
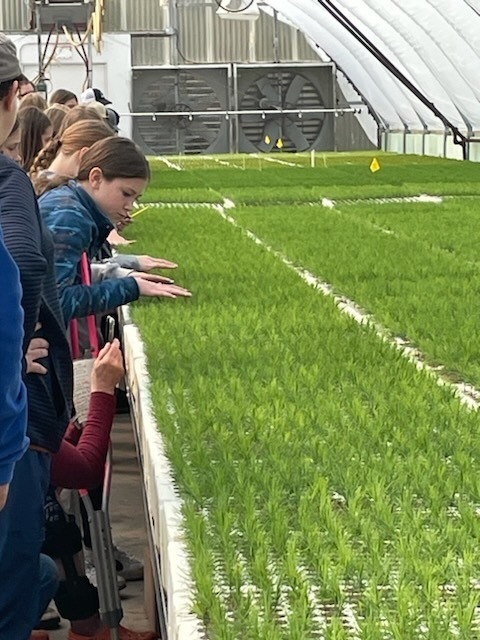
[81,87,112,106]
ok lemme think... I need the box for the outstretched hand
[91,339,125,395]
[107,229,135,246]
[136,279,192,299]
[136,255,178,272]
[131,271,175,285]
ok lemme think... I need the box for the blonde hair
[18,92,48,111]
[45,104,69,138]
[30,120,113,195]
[57,104,103,137]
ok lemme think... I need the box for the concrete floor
[49,413,156,639]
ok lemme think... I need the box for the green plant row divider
[124,203,480,640]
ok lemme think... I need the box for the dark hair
[78,137,150,183]
[0,76,21,101]
[17,75,35,99]
[18,106,52,172]
[57,104,102,137]
[49,89,78,107]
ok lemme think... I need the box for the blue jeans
[37,553,59,622]
[0,449,52,640]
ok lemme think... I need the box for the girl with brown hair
[38,136,191,324]
[18,106,52,171]
[30,121,176,275]
[49,88,78,109]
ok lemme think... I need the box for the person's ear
[89,166,103,189]
[78,146,89,161]
[4,81,18,112]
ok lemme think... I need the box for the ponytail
[34,173,71,198]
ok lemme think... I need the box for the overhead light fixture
[216,0,260,21]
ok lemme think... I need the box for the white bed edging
[120,307,204,640]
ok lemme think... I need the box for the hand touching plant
[131,271,175,285]
[135,255,178,272]
[135,279,192,299]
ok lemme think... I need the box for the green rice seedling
[234,200,480,386]
[325,616,350,639]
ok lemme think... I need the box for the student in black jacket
[0,33,73,640]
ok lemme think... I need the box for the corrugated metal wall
[1,1,317,64]
[0,0,29,31]
[132,7,318,66]
[0,0,373,150]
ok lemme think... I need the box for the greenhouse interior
[2,1,480,639]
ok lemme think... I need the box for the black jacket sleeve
[0,161,47,352]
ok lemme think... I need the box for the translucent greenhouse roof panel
[261,0,480,132]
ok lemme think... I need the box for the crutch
[80,442,123,639]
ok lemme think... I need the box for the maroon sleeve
[51,391,116,489]
[64,421,81,446]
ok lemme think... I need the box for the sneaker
[68,624,157,640]
[85,564,127,591]
[35,603,61,630]
[30,632,50,640]
[113,545,144,581]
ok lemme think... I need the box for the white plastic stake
[310,149,315,168]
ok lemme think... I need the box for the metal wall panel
[0,1,30,31]
[175,5,318,66]
[0,0,317,65]
[0,0,371,150]
[335,112,375,151]
[132,37,170,67]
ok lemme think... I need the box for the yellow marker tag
[264,135,271,144]
[370,157,381,173]
[131,206,150,218]
[276,138,284,149]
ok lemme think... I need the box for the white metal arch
[262,0,426,129]
[336,0,465,129]
[373,0,478,128]
[261,0,480,137]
